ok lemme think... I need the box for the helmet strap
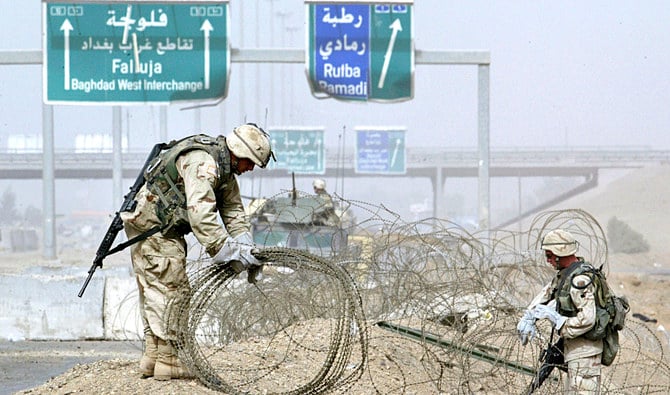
[230,156,241,175]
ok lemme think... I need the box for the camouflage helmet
[541,229,578,257]
[226,123,274,168]
[313,178,326,190]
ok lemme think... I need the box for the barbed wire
[153,193,670,394]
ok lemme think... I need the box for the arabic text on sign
[80,36,195,54]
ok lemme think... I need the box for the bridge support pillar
[42,104,57,261]
[433,166,443,220]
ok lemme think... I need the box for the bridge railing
[0,147,668,174]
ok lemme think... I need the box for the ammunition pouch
[583,305,611,341]
[157,202,192,237]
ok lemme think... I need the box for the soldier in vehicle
[312,178,339,226]
[120,123,274,380]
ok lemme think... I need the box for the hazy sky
[2,0,669,149]
[1,0,669,222]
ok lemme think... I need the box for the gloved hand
[212,232,260,270]
[233,232,261,268]
[517,310,537,346]
[246,263,263,284]
[531,304,568,330]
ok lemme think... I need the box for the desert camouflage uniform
[313,190,339,226]
[121,148,248,341]
[528,265,602,394]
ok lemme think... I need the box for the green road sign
[369,4,413,100]
[307,1,414,102]
[355,127,406,174]
[43,1,230,104]
[269,128,325,174]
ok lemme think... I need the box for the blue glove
[517,310,537,346]
[531,304,568,330]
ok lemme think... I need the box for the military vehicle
[247,174,352,257]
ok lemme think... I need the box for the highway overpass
[2,146,667,228]
[1,146,667,179]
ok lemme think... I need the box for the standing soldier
[120,123,274,380]
[517,229,603,394]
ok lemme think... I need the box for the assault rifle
[527,336,566,394]
[78,143,166,297]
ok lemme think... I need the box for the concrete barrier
[104,275,142,340]
[9,229,40,252]
[0,265,138,341]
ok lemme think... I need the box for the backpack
[592,271,629,366]
[557,261,630,366]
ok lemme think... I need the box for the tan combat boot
[154,338,194,381]
[139,334,159,378]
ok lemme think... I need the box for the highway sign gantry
[43,1,230,104]
[306,1,414,102]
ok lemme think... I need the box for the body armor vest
[553,261,605,340]
[555,261,594,317]
[144,134,231,235]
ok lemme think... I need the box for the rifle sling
[104,225,167,258]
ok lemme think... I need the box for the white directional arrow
[60,19,73,90]
[390,137,401,167]
[377,18,402,90]
[201,20,213,90]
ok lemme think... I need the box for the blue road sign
[355,128,406,174]
[307,1,413,102]
[269,128,325,174]
[43,1,230,104]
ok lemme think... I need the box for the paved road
[0,340,141,395]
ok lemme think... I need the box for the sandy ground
[0,340,141,395]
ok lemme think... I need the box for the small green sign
[269,128,325,174]
[43,1,230,104]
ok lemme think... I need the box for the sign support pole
[113,107,123,211]
[478,64,490,236]
[42,104,57,261]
